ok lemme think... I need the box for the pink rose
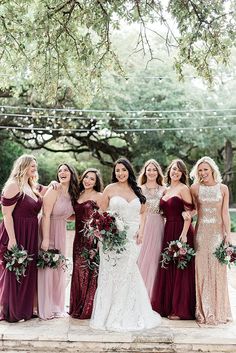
[226,247,233,256]
[179,247,187,255]
[94,230,102,240]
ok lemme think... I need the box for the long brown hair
[79,168,104,193]
[166,159,189,186]
[138,159,164,186]
[112,157,146,204]
[57,163,80,205]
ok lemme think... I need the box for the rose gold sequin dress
[195,183,232,325]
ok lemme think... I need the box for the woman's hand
[182,211,191,221]
[41,239,49,251]
[89,249,97,259]
[49,180,61,190]
[224,234,232,245]
[179,233,187,243]
[7,238,17,251]
[135,232,143,245]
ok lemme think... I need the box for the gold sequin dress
[195,183,232,325]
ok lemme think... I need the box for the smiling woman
[69,168,103,319]
[90,158,161,331]
[190,156,232,325]
[0,154,42,322]
[37,163,80,320]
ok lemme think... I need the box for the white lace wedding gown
[90,196,161,331]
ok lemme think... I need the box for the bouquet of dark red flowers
[3,245,33,283]
[214,241,236,268]
[85,210,127,254]
[160,240,196,270]
[37,249,67,270]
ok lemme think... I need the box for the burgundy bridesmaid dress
[69,200,98,319]
[151,196,195,319]
[0,193,42,322]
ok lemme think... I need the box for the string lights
[0,105,235,134]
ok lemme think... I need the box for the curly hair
[79,168,104,193]
[3,154,39,195]
[166,159,189,186]
[190,156,222,184]
[112,157,146,204]
[57,163,80,205]
[138,159,164,186]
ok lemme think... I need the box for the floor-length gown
[195,183,232,324]
[137,185,165,298]
[90,196,161,331]
[151,196,195,319]
[69,200,98,319]
[0,193,42,322]
[38,193,73,319]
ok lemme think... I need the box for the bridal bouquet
[37,249,67,270]
[3,245,33,283]
[213,241,236,268]
[85,210,127,254]
[160,240,196,270]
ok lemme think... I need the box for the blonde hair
[190,156,222,184]
[138,159,164,186]
[3,154,38,194]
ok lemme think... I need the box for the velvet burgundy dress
[0,193,42,322]
[151,196,195,320]
[69,200,98,319]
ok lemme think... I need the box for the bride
[90,158,161,331]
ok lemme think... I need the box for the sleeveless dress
[195,183,232,324]
[90,196,161,331]
[38,193,73,319]
[69,200,99,319]
[137,185,165,298]
[0,193,42,322]
[151,196,195,319]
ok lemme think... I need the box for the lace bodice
[109,196,140,232]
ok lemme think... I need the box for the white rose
[115,218,124,232]
[225,255,231,262]
[177,241,182,248]
[52,254,60,262]
[173,252,178,257]
[18,256,27,264]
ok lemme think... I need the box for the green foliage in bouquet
[37,249,67,270]
[4,245,33,283]
[161,240,196,270]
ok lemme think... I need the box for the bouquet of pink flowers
[3,245,33,283]
[213,241,236,268]
[160,240,196,270]
[37,249,67,270]
[81,248,99,275]
[85,210,127,254]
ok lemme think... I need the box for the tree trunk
[223,139,234,205]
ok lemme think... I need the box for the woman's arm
[221,184,231,244]
[136,203,147,245]
[41,187,58,251]
[179,186,193,243]
[1,182,20,250]
[99,186,111,212]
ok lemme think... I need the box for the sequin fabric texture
[195,183,232,325]
[144,186,165,214]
